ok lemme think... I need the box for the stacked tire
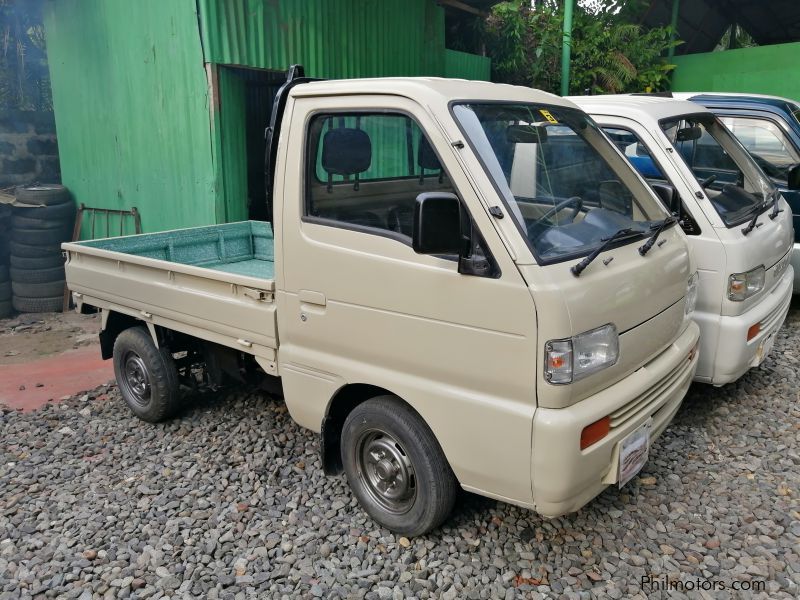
[0,203,11,318]
[10,185,75,314]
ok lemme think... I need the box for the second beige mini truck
[64,75,700,535]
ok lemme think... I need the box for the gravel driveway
[2,302,799,600]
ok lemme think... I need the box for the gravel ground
[1,303,799,600]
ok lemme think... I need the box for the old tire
[12,295,62,313]
[10,254,64,270]
[10,227,72,245]
[14,200,76,220]
[9,240,63,258]
[340,396,458,536]
[0,299,11,318]
[0,281,10,301]
[10,266,65,284]
[12,279,65,298]
[14,184,70,207]
[12,214,75,231]
[113,327,180,423]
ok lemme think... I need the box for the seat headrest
[322,128,372,175]
[418,136,441,171]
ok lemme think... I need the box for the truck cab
[674,92,800,291]
[65,77,699,535]
[572,95,794,386]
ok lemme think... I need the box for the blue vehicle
[675,93,800,291]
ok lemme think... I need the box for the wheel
[340,397,458,536]
[10,253,64,270]
[9,240,63,258]
[12,214,75,230]
[14,184,70,206]
[10,266,65,284]
[14,200,76,220]
[10,227,72,245]
[113,327,180,422]
[12,295,63,313]
[12,279,65,298]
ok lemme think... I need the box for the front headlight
[727,266,765,301]
[545,324,619,385]
[685,272,699,315]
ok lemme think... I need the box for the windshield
[661,114,777,227]
[718,115,800,183]
[453,103,668,263]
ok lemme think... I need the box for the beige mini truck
[63,69,700,536]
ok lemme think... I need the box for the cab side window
[305,113,452,239]
[603,127,668,182]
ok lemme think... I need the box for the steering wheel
[532,196,584,226]
[699,174,717,189]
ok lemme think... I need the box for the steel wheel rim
[356,429,417,515]
[120,351,151,407]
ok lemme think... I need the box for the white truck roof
[567,94,713,122]
[672,91,800,106]
[291,77,581,110]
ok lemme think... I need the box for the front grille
[608,354,692,429]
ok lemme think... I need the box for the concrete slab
[0,345,113,411]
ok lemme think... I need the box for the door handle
[299,289,327,307]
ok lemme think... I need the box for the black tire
[113,327,180,422]
[10,266,65,284]
[10,253,64,270]
[12,295,62,313]
[0,281,10,301]
[12,279,65,298]
[13,200,76,220]
[14,184,70,207]
[0,299,11,318]
[10,227,72,245]
[12,214,75,231]
[9,240,63,259]
[340,396,458,536]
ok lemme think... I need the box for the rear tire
[113,327,180,422]
[340,396,458,536]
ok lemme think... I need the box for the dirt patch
[0,310,101,366]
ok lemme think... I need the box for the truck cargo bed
[63,221,278,374]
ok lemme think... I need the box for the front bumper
[707,264,793,385]
[530,320,699,518]
[791,243,800,293]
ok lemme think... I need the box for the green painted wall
[445,49,491,81]
[672,42,800,101]
[196,0,446,77]
[43,0,218,236]
[216,69,249,223]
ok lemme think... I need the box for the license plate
[618,418,652,488]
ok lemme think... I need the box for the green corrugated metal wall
[444,49,490,81]
[43,0,217,235]
[671,42,800,101]
[196,0,446,77]
[44,0,490,235]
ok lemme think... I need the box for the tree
[482,0,679,95]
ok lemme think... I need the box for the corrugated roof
[641,0,800,54]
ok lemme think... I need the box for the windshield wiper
[571,228,641,277]
[638,216,678,256]
[741,204,766,235]
[769,190,784,220]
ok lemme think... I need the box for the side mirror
[788,163,800,190]
[412,192,464,255]
[651,182,681,215]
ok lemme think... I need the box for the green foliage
[0,0,51,111]
[482,0,679,95]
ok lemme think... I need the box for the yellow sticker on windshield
[539,109,558,124]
